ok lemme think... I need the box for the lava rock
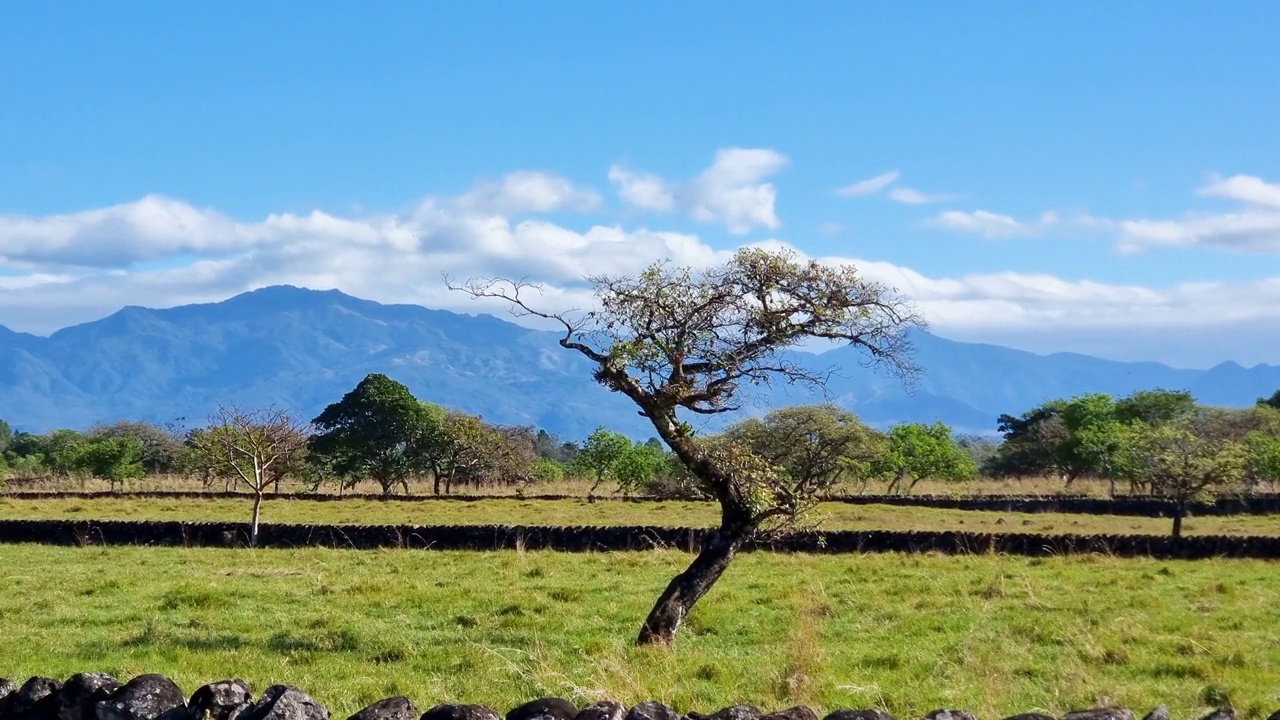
[762,709,816,720]
[1140,706,1169,720]
[240,687,327,720]
[1264,711,1280,720]
[420,707,500,720]
[825,711,893,720]
[625,704,680,720]
[58,675,122,720]
[94,675,185,720]
[1198,710,1235,720]
[347,698,417,720]
[1,680,19,718]
[1001,714,1053,720]
[923,711,977,720]
[507,700,577,720]
[1062,709,1133,720]
[573,703,624,720]
[7,677,64,720]
[188,681,252,720]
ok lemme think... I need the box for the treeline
[3,378,1279,513]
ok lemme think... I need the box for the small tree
[722,404,887,498]
[88,421,186,476]
[427,411,508,494]
[454,247,921,645]
[877,422,976,494]
[573,427,632,499]
[1127,419,1247,539]
[77,436,146,491]
[310,374,443,495]
[187,406,309,546]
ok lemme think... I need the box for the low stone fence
[0,672,1266,720]
[4,491,1279,517]
[1,519,1279,559]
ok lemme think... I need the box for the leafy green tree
[187,406,309,546]
[877,422,976,493]
[723,404,888,498]
[987,406,1069,479]
[428,411,510,494]
[1127,418,1248,539]
[1245,431,1280,490]
[573,427,633,499]
[42,429,88,478]
[88,421,185,475]
[611,442,665,495]
[310,374,444,496]
[1114,389,1197,426]
[528,458,565,484]
[456,247,921,645]
[77,436,146,490]
[0,420,12,457]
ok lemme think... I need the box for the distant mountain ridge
[2,286,1277,438]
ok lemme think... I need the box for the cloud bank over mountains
[2,150,1278,368]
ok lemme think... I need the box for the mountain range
[2,286,1278,439]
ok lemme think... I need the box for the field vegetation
[1,545,1277,719]
[2,495,1278,538]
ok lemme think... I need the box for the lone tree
[454,247,921,645]
[310,373,443,496]
[573,426,633,499]
[187,406,309,547]
[1126,417,1247,540]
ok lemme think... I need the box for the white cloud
[4,179,1280,367]
[1198,174,1280,209]
[928,209,1059,238]
[1109,174,1280,254]
[607,166,675,211]
[836,171,899,197]
[454,171,601,214]
[609,147,788,234]
[887,187,961,205]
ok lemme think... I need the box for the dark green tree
[309,374,443,496]
[1258,389,1280,410]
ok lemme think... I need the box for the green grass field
[1,545,1277,719]
[1,496,1278,537]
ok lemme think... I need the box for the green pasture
[0,496,1277,537]
[0,545,1277,719]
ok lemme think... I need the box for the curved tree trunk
[636,519,755,645]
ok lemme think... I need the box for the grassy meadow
[1,495,1278,537]
[1,545,1278,719]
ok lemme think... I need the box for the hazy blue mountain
[2,286,1277,438]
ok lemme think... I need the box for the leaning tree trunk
[636,519,755,645]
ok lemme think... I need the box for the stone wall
[2,519,1280,559]
[0,673,1269,720]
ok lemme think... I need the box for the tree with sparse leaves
[722,404,887,498]
[453,247,921,645]
[187,406,309,546]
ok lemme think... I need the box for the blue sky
[2,2,1278,367]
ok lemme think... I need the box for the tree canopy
[310,373,443,496]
